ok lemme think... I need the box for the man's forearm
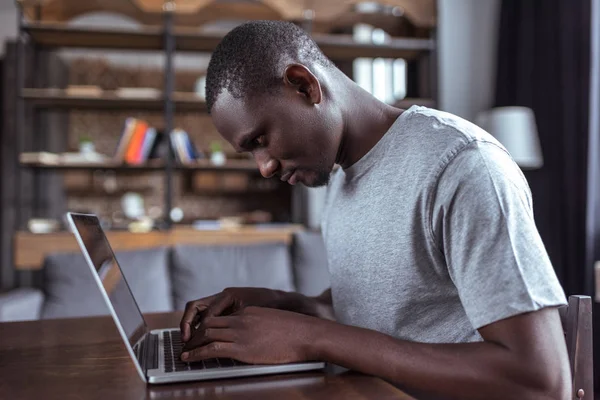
[271,288,335,320]
[305,318,567,400]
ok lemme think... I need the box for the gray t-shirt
[321,106,566,344]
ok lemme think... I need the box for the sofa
[0,231,330,323]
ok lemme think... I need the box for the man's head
[206,20,344,187]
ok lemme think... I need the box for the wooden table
[0,312,415,400]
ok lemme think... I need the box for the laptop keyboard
[162,330,243,373]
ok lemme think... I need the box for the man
[179,21,570,400]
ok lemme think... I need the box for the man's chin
[299,170,331,188]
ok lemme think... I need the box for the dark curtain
[494,0,592,297]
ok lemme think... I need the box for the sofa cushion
[0,288,44,322]
[171,242,295,310]
[292,231,331,296]
[41,247,173,319]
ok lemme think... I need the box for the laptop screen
[68,213,148,356]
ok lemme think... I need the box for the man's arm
[308,306,570,400]
[182,305,570,400]
[276,288,335,320]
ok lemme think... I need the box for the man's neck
[335,83,404,169]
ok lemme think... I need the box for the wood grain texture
[20,1,281,28]
[18,0,435,28]
[0,312,414,400]
[559,296,594,399]
[22,23,433,60]
[22,88,208,111]
[14,226,302,270]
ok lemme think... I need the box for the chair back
[558,295,594,399]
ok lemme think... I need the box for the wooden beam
[20,1,282,27]
[18,0,435,28]
[14,225,302,270]
[23,23,164,50]
[23,22,433,59]
[250,0,437,28]
[22,88,208,112]
[18,158,259,173]
[313,33,434,60]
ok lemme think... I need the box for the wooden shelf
[22,89,207,111]
[23,89,434,112]
[23,22,434,60]
[14,225,303,270]
[65,188,155,197]
[23,23,164,50]
[19,158,259,172]
[312,33,434,60]
[20,161,165,171]
[185,159,259,172]
[18,0,436,29]
[394,98,437,109]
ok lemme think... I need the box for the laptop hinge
[143,332,159,371]
[133,334,147,372]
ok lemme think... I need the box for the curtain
[494,0,592,297]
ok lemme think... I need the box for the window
[353,24,406,104]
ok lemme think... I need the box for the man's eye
[252,135,266,148]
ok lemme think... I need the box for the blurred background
[0,0,598,394]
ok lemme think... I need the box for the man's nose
[254,151,279,178]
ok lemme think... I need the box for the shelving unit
[15,8,183,230]
[19,158,260,172]
[22,22,435,60]
[21,88,208,111]
[6,1,438,287]
[22,88,432,112]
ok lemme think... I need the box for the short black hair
[205,20,334,113]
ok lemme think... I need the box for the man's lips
[288,171,299,185]
[280,170,295,182]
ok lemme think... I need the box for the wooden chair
[558,295,594,399]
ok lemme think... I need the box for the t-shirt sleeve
[430,140,566,330]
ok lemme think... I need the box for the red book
[125,120,148,164]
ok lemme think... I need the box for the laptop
[66,212,325,384]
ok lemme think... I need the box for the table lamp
[476,106,544,169]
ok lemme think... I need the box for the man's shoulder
[402,106,501,146]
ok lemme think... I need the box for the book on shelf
[170,128,202,165]
[113,117,137,161]
[125,120,149,164]
[140,127,157,162]
[113,118,204,166]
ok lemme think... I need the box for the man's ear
[283,64,322,105]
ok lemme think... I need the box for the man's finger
[181,341,236,362]
[183,327,237,352]
[180,296,215,341]
[182,315,238,351]
[203,293,236,319]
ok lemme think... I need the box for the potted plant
[78,134,95,155]
[210,141,226,166]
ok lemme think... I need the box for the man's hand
[180,287,282,342]
[181,307,318,365]
[181,287,335,342]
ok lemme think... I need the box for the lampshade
[476,107,543,169]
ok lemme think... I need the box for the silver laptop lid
[67,212,149,381]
